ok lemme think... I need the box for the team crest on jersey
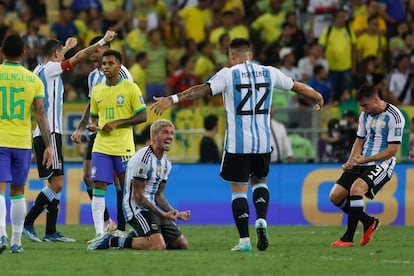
[395,127,402,136]
[116,95,124,106]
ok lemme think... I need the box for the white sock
[240,237,250,244]
[92,195,105,235]
[0,193,6,237]
[10,196,26,246]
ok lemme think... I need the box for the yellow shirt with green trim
[251,11,286,46]
[90,78,146,156]
[0,62,44,149]
[357,33,387,73]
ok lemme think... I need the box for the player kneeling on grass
[88,119,190,251]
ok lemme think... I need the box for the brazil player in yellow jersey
[87,50,147,243]
[0,34,53,254]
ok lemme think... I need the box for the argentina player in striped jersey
[151,38,324,252]
[87,119,190,251]
[71,36,134,237]
[330,84,405,247]
[23,31,117,243]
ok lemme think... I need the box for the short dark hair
[203,114,218,131]
[357,83,378,101]
[179,54,191,68]
[102,49,122,64]
[313,64,325,76]
[42,39,63,57]
[229,38,251,52]
[89,35,110,47]
[1,34,24,58]
[135,51,147,62]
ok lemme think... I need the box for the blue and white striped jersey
[207,61,294,154]
[357,103,405,166]
[87,64,133,97]
[123,146,172,221]
[33,61,66,136]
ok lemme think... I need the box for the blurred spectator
[264,22,297,65]
[144,28,168,102]
[351,0,368,18]
[194,40,215,82]
[288,121,316,163]
[167,54,200,107]
[377,0,405,37]
[352,55,377,90]
[401,32,414,70]
[352,0,387,36]
[319,9,357,103]
[307,64,333,105]
[386,53,413,105]
[125,15,149,66]
[270,118,294,163]
[356,15,387,79]
[70,0,102,14]
[129,51,149,100]
[213,33,230,68]
[231,7,249,40]
[26,0,47,24]
[319,118,348,163]
[100,0,125,31]
[307,0,340,41]
[22,17,47,71]
[179,0,211,44]
[84,16,103,46]
[209,11,234,48]
[388,20,411,58]
[73,9,88,44]
[408,117,414,162]
[50,6,79,43]
[298,42,328,82]
[251,0,285,50]
[199,114,220,163]
[285,11,307,61]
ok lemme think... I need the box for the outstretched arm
[291,81,324,111]
[151,84,212,115]
[69,30,117,66]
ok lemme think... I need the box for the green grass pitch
[2,225,414,275]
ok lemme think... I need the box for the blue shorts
[0,147,32,185]
[90,152,130,184]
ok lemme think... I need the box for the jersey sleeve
[90,87,98,116]
[207,68,227,96]
[270,66,294,91]
[388,111,405,143]
[356,113,367,138]
[120,65,134,82]
[44,62,65,78]
[33,76,45,99]
[130,82,147,113]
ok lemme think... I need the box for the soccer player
[151,38,324,252]
[329,84,405,247]
[86,50,147,243]
[0,34,53,254]
[87,119,190,251]
[71,36,134,236]
[22,30,117,243]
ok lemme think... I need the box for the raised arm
[69,30,117,66]
[151,83,212,115]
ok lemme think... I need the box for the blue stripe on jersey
[247,62,259,152]
[232,69,244,153]
[57,78,63,131]
[38,69,49,118]
[380,115,390,152]
[262,67,272,152]
[365,115,376,157]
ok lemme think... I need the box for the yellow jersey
[0,62,44,149]
[90,79,146,156]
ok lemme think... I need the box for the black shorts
[128,211,182,247]
[34,133,64,179]
[84,133,96,160]
[220,151,271,183]
[336,165,390,199]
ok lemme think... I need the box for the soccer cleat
[22,226,42,242]
[126,229,138,238]
[331,239,354,247]
[230,241,252,252]
[360,218,380,246]
[43,232,76,242]
[104,218,117,233]
[112,229,126,237]
[255,218,269,251]
[0,235,8,254]
[87,233,112,251]
[9,244,23,253]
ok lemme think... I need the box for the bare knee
[170,236,188,250]
[329,184,348,205]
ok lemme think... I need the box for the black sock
[25,192,50,226]
[342,195,364,241]
[110,237,119,247]
[110,237,132,248]
[45,199,59,234]
[335,197,350,214]
[116,188,125,231]
[253,186,269,219]
[88,187,110,221]
[232,197,250,238]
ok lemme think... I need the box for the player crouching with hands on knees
[87,119,190,251]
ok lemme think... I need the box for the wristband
[171,94,179,104]
[98,39,106,46]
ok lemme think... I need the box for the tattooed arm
[151,84,212,115]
